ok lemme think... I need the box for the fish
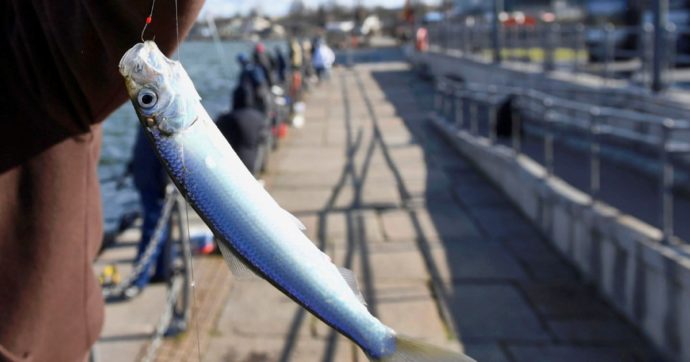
[119,41,475,362]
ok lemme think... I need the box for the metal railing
[434,77,690,244]
[425,20,690,91]
[99,185,192,361]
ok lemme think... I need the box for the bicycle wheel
[165,191,192,336]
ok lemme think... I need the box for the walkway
[201,63,662,361]
[96,59,665,362]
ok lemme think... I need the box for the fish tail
[373,336,476,362]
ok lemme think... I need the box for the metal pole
[603,24,614,82]
[489,102,498,144]
[642,23,654,88]
[652,0,669,92]
[444,86,453,120]
[470,101,479,135]
[543,23,556,72]
[589,107,601,203]
[435,81,445,114]
[492,0,504,63]
[574,23,585,72]
[463,21,470,56]
[455,92,465,128]
[660,119,674,244]
[512,108,522,154]
[544,99,554,176]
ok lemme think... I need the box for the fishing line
[180,142,202,361]
[140,0,157,41]
[174,0,182,62]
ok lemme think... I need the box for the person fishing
[253,42,275,88]
[236,52,271,116]
[312,38,336,81]
[216,84,271,178]
[0,1,203,360]
[274,46,288,85]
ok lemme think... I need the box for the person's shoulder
[215,112,237,126]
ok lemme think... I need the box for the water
[99,40,286,237]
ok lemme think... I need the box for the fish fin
[337,267,367,306]
[283,208,306,231]
[374,336,476,362]
[217,240,259,280]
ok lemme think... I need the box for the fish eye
[137,89,158,109]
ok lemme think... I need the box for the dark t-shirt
[0,0,203,360]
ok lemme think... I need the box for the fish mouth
[119,41,177,90]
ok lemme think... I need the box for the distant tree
[289,0,306,15]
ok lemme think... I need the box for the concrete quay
[412,47,690,361]
[96,60,665,362]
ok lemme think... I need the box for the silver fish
[119,41,474,362]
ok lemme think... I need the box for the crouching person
[216,86,271,177]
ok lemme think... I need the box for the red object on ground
[278,123,288,138]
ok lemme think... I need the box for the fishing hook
[141,0,157,42]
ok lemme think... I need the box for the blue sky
[200,0,439,18]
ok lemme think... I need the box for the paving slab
[508,345,641,362]
[468,206,542,240]
[431,240,530,282]
[519,284,615,319]
[447,284,552,342]
[463,343,512,362]
[98,60,666,361]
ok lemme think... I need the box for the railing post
[642,23,654,88]
[462,21,470,56]
[492,0,504,64]
[512,105,522,154]
[443,85,454,121]
[659,119,674,244]
[489,101,498,144]
[434,81,445,114]
[574,23,585,72]
[543,98,554,176]
[470,99,479,135]
[652,0,669,92]
[589,107,601,203]
[603,24,615,82]
[455,90,465,129]
[543,23,556,72]
[665,24,677,88]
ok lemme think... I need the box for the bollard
[543,98,555,176]
[659,119,675,244]
[589,107,601,203]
